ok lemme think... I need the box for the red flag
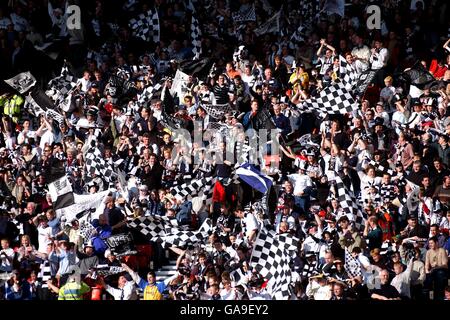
[213,180,226,203]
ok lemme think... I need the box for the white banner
[48,176,73,202]
[4,72,36,94]
[170,69,190,99]
[57,190,110,222]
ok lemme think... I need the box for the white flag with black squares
[190,14,202,59]
[344,247,362,278]
[137,82,162,106]
[128,215,179,240]
[129,8,160,43]
[46,62,77,104]
[301,81,358,116]
[250,228,296,299]
[232,4,256,23]
[331,174,367,230]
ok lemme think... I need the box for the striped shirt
[58,281,91,300]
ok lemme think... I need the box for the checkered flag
[301,82,358,116]
[250,228,295,299]
[301,258,319,279]
[365,157,395,176]
[338,55,359,90]
[170,176,215,200]
[79,219,96,242]
[128,215,179,240]
[344,248,362,278]
[46,62,77,104]
[138,82,162,106]
[160,218,213,248]
[331,174,367,230]
[129,8,160,43]
[191,15,202,59]
[84,147,117,184]
[232,4,256,23]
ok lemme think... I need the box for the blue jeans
[424,268,448,300]
[294,195,310,215]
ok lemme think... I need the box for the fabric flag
[178,58,212,77]
[250,228,294,299]
[170,176,215,200]
[138,82,163,106]
[56,190,110,221]
[332,174,367,230]
[290,25,308,44]
[128,215,179,240]
[48,176,75,210]
[92,265,125,279]
[353,69,378,98]
[129,8,160,43]
[201,103,233,119]
[236,163,273,194]
[365,158,395,176]
[301,81,358,116]
[190,15,202,59]
[78,219,96,242]
[322,0,345,17]
[338,55,359,90]
[160,218,213,248]
[344,248,362,278]
[46,62,77,104]
[24,92,46,117]
[105,233,138,257]
[402,61,436,89]
[254,9,281,37]
[4,72,36,94]
[232,5,256,23]
[170,69,190,98]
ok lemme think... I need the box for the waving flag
[236,163,273,194]
[4,72,36,94]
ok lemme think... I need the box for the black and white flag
[232,5,256,23]
[338,55,359,90]
[191,15,202,59]
[46,63,77,104]
[254,9,281,37]
[160,218,213,248]
[105,233,138,257]
[290,25,308,44]
[128,215,179,240]
[129,8,160,43]
[4,72,36,94]
[353,69,378,98]
[344,247,362,278]
[170,176,215,200]
[250,228,294,299]
[301,82,358,116]
[331,174,367,230]
[48,176,75,210]
[200,103,233,120]
[138,82,163,106]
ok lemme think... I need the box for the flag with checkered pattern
[46,62,77,103]
[332,174,367,230]
[170,176,215,200]
[344,247,362,278]
[301,82,358,116]
[338,55,358,90]
[250,228,297,299]
[138,82,162,106]
[129,8,160,43]
[128,215,179,240]
[191,15,202,59]
[160,218,214,248]
[232,5,256,23]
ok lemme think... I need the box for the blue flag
[236,163,273,194]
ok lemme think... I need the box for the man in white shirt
[351,33,371,73]
[288,161,313,213]
[78,71,92,93]
[0,239,15,273]
[234,209,259,244]
[390,258,414,298]
[33,214,53,253]
[98,274,138,300]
